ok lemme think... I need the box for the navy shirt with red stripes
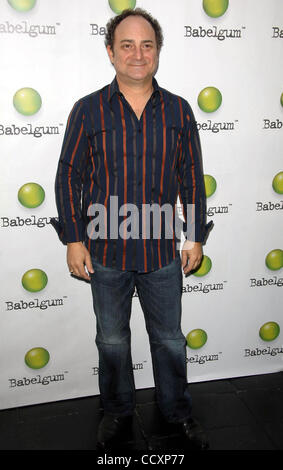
[51,77,212,273]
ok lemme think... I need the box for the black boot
[179,417,209,450]
[97,414,132,449]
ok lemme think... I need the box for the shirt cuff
[50,217,85,245]
[183,220,214,243]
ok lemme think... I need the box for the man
[51,8,212,450]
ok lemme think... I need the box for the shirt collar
[108,75,161,101]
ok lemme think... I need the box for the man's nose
[133,46,143,60]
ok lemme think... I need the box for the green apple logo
[272,171,283,194]
[204,174,217,198]
[259,322,280,342]
[186,329,207,349]
[18,183,45,208]
[13,87,41,116]
[203,0,229,18]
[22,269,48,292]
[25,347,50,369]
[192,255,212,277]
[198,87,222,113]
[265,249,283,271]
[7,0,36,11]
[108,0,136,14]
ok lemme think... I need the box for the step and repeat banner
[0,0,282,410]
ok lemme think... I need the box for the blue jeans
[90,256,192,423]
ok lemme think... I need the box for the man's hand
[181,240,203,275]
[67,242,94,281]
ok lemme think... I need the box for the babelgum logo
[203,0,229,18]
[186,329,207,349]
[22,269,48,292]
[259,322,280,342]
[198,87,222,113]
[192,255,212,277]
[7,0,36,11]
[272,171,283,194]
[25,347,50,369]
[265,249,283,271]
[204,174,217,197]
[109,0,136,14]
[280,93,283,107]
[18,182,45,208]
[13,88,42,116]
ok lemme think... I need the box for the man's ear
[106,45,114,64]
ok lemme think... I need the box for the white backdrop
[0,0,282,410]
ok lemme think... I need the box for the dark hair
[105,8,164,51]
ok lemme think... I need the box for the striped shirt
[51,77,212,272]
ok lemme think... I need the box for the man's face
[107,15,159,85]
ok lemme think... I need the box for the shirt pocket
[166,125,182,170]
[89,128,118,176]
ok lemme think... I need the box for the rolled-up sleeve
[178,101,213,243]
[50,100,89,244]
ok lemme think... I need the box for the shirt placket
[136,114,145,272]
[119,93,151,272]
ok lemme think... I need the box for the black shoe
[97,414,132,449]
[180,417,209,450]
